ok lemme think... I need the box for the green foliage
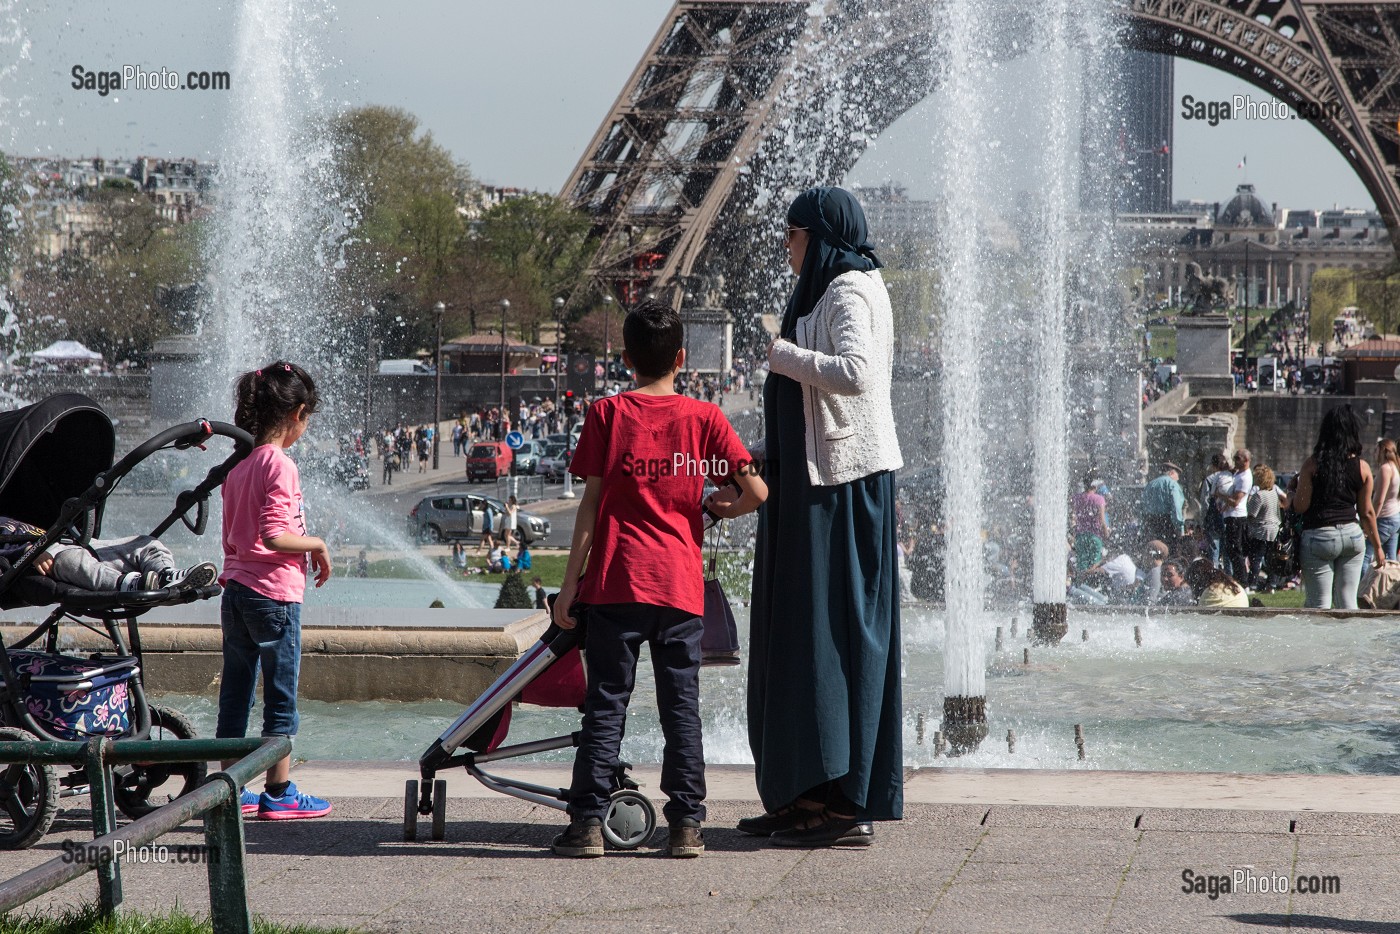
[494,570,533,609]
[15,187,204,362]
[0,904,353,933]
[475,193,594,343]
[330,105,474,356]
[1355,264,1400,338]
[1308,269,1356,345]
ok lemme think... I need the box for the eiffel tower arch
[562,0,1400,309]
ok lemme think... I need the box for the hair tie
[283,363,292,372]
[255,369,262,377]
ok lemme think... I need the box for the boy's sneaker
[668,818,704,858]
[153,562,219,592]
[240,788,259,816]
[257,782,332,820]
[551,818,604,858]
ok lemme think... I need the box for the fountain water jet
[932,0,993,754]
[197,0,349,418]
[1030,0,1074,646]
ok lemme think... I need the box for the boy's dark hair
[234,361,319,441]
[622,299,683,379]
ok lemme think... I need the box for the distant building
[1117,51,1174,213]
[10,154,216,257]
[1124,182,1393,307]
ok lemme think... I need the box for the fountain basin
[129,604,1400,775]
[2,596,547,705]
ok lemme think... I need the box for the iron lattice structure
[562,0,1400,304]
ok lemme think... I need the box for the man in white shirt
[1218,449,1252,584]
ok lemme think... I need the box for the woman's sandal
[736,802,819,836]
[768,807,874,848]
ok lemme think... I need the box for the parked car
[466,441,513,482]
[408,493,552,544]
[512,439,548,475]
[538,441,570,480]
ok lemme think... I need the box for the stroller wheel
[0,726,58,850]
[114,706,206,819]
[603,789,656,850]
[431,779,447,841]
[403,780,418,842]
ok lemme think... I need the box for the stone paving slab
[3,771,1400,933]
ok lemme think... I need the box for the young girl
[217,361,333,820]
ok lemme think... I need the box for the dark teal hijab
[781,187,883,338]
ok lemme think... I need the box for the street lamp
[684,291,694,387]
[601,294,614,390]
[553,296,565,410]
[498,299,510,440]
[432,301,444,471]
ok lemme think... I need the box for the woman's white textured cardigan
[764,269,903,486]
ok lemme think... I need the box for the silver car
[408,493,551,544]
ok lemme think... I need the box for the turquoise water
[153,605,1400,775]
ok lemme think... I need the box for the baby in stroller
[1,519,217,594]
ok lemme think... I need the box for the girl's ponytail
[232,362,320,442]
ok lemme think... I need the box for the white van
[378,359,430,375]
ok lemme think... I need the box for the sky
[0,0,1376,213]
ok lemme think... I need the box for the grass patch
[1252,588,1305,609]
[0,905,355,934]
[355,554,571,589]
[340,551,750,596]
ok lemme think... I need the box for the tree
[330,105,474,356]
[494,571,532,609]
[1356,262,1400,338]
[1308,269,1356,346]
[474,194,594,342]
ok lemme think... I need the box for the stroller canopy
[0,394,114,530]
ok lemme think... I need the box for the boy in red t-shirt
[552,300,766,859]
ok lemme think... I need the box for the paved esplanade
[2,764,1396,932]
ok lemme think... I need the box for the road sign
[505,431,525,450]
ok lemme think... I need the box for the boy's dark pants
[569,602,705,825]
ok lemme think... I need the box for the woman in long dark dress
[739,186,904,847]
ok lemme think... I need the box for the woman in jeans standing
[1364,438,1400,575]
[1292,405,1384,609]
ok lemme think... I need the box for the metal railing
[495,475,545,504]
[0,736,290,934]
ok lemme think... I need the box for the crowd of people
[1071,403,1397,610]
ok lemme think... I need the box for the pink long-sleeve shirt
[220,444,308,602]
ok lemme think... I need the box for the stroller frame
[0,395,252,848]
[406,618,658,849]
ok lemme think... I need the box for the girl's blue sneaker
[257,782,332,820]
[240,788,259,816]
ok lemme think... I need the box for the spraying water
[932,0,992,741]
[1030,0,1074,619]
[198,0,348,415]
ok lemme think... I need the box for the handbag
[701,519,740,666]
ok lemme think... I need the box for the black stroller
[0,393,252,848]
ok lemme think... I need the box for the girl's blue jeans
[216,580,302,739]
[1362,513,1400,578]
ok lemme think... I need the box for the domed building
[1217,183,1275,230]
[1120,181,1393,308]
